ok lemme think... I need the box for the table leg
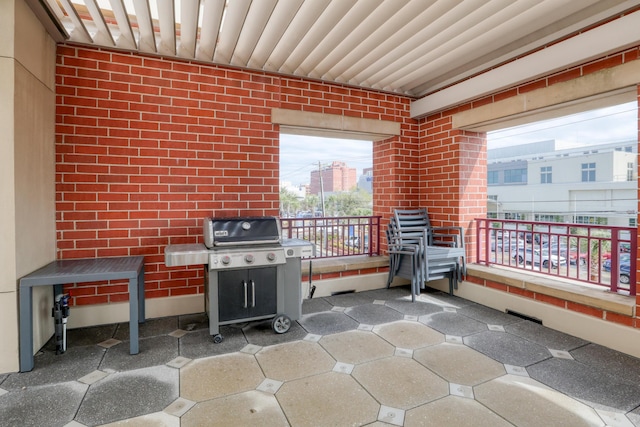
[19,284,34,372]
[129,278,139,355]
[138,267,145,323]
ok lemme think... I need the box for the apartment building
[309,161,357,195]
[488,141,637,226]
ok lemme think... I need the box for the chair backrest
[393,208,431,229]
[390,208,464,248]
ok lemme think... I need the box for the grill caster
[212,334,223,344]
[272,314,291,334]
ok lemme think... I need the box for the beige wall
[0,0,57,374]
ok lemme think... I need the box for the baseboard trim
[67,294,204,329]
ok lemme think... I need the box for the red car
[601,243,631,261]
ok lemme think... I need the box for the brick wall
[55,45,415,306]
[56,42,639,327]
[419,120,487,261]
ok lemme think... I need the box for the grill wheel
[272,314,291,334]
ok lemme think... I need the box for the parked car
[492,236,525,252]
[345,236,360,247]
[602,253,631,272]
[522,232,557,246]
[512,247,567,268]
[619,261,631,285]
[604,256,632,285]
[546,244,587,266]
[602,253,631,285]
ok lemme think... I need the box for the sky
[279,134,373,187]
[279,102,637,186]
[487,101,637,150]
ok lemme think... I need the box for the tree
[324,189,372,216]
[280,188,301,217]
[301,194,320,214]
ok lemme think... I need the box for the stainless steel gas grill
[165,216,313,343]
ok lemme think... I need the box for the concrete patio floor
[2,285,640,426]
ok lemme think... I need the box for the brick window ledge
[302,255,390,281]
[466,263,635,317]
[302,257,635,319]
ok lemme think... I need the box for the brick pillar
[372,122,420,252]
[420,114,486,262]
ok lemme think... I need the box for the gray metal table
[19,256,145,372]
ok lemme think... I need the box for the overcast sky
[279,102,637,186]
[488,101,637,150]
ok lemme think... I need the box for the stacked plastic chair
[386,208,466,301]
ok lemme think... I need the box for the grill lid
[204,216,281,248]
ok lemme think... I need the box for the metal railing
[280,216,381,259]
[476,218,637,296]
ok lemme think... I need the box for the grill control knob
[267,252,276,262]
[245,254,255,264]
[221,256,231,265]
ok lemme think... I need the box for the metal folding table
[18,256,145,372]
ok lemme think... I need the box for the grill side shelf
[165,244,210,267]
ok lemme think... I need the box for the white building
[488,141,637,226]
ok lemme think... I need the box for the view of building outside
[280,102,638,224]
[279,134,373,218]
[487,102,638,227]
[309,161,357,195]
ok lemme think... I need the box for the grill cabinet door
[218,269,249,322]
[218,267,277,322]
[248,267,277,317]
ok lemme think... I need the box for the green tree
[301,194,320,214]
[324,189,372,216]
[280,188,301,217]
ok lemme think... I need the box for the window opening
[279,134,373,218]
[487,101,637,226]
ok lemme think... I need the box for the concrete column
[0,0,57,373]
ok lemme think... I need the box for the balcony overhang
[410,9,640,119]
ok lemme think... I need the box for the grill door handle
[250,280,256,307]
[243,280,248,308]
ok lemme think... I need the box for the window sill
[467,264,635,317]
[302,255,389,275]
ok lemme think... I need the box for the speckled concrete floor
[2,285,640,426]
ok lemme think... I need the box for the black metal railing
[280,216,381,259]
[476,218,636,296]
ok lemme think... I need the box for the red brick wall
[373,123,421,225]
[55,45,415,306]
[419,118,487,261]
[55,41,639,326]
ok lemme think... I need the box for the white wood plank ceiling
[42,0,640,98]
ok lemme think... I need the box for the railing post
[610,231,620,293]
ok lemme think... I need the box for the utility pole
[318,161,326,217]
